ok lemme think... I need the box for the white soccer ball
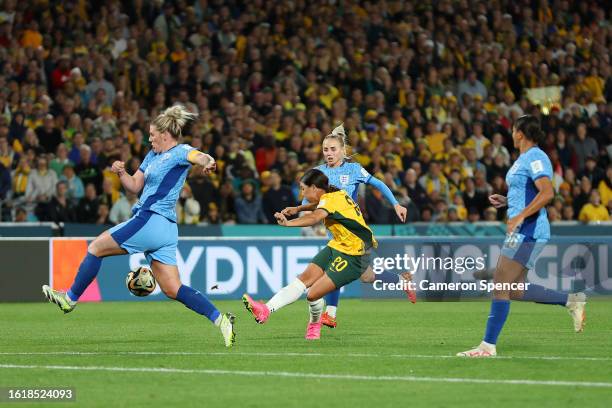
[126,266,157,297]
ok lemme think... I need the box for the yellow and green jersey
[316,190,378,256]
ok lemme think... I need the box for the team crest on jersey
[339,175,349,185]
[161,153,171,162]
[509,163,520,175]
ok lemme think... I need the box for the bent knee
[306,291,322,302]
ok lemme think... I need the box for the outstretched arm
[281,201,318,217]
[275,209,328,227]
[366,176,407,222]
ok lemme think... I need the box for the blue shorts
[109,210,178,265]
[500,232,547,270]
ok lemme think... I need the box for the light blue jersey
[501,146,552,269]
[306,161,371,203]
[109,143,196,266]
[133,144,195,222]
[505,146,552,240]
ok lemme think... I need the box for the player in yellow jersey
[242,168,377,340]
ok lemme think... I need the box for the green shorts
[311,246,369,288]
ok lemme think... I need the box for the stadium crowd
[0,0,610,226]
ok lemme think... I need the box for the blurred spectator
[48,181,76,223]
[77,183,99,223]
[176,184,201,224]
[571,124,598,172]
[262,170,296,223]
[234,180,266,224]
[25,157,57,218]
[0,0,609,226]
[59,164,84,204]
[75,145,102,192]
[35,115,62,154]
[49,143,73,176]
[578,190,610,222]
[14,207,28,222]
[598,167,612,209]
[96,203,111,225]
[0,162,10,200]
[109,191,138,225]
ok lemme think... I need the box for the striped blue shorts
[109,210,178,265]
[500,232,547,270]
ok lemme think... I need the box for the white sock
[214,315,222,327]
[266,279,306,313]
[309,298,325,323]
[326,305,337,318]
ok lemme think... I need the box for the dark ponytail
[301,169,340,193]
[514,115,545,145]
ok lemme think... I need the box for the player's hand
[489,194,507,208]
[202,154,216,174]
[111,161,126,176]
[281,206,299,217]
[394,204,407,223]
[274,212,288,226]
[506,215,524,234]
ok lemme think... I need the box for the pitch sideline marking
[0,363,611,388]
[0,351,610,362]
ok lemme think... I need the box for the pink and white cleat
[456,341,497,357]
[242,294,270,324]
[305,321,322,340]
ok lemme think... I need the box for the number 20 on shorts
[331,256,348,272]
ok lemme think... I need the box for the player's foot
[242,294,270,324]
[456,341,497,357]
[305,321,322,340]
[400,273,417,303]
[218,313,236,348]
[42,285,76,314]
[321,312,337,328]
[566,292,586,332]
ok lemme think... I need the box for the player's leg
[360,267,416,303]
[149,259,235,347]
[458,254,525,357]
[242,247,331,323]
[242,262,324,324]
[42,229,125,313]
[304,275,337,340]
[323,289,340,322]
[509,266,586,333]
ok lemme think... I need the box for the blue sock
[483,299,510,345]
[519,284,568,306]
[176,285,220,323]
[67,252,102,301]
[325,289,340,308]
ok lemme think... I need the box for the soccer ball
[126,266,157,297]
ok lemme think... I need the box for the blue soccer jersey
[315,161,371,201]
[132,144,195,222]
[505,146,552,240]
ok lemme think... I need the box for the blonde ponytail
[152,104,198,138]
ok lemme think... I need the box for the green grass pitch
[1,299,611,407]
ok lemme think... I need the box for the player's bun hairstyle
[323,123,348,157]
[301,168,340,193]
[152,104,198,138]
[514,115,545,145]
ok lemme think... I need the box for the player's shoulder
[525,146,550,161]
[177,144,195,153]
[319,189,345,205]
